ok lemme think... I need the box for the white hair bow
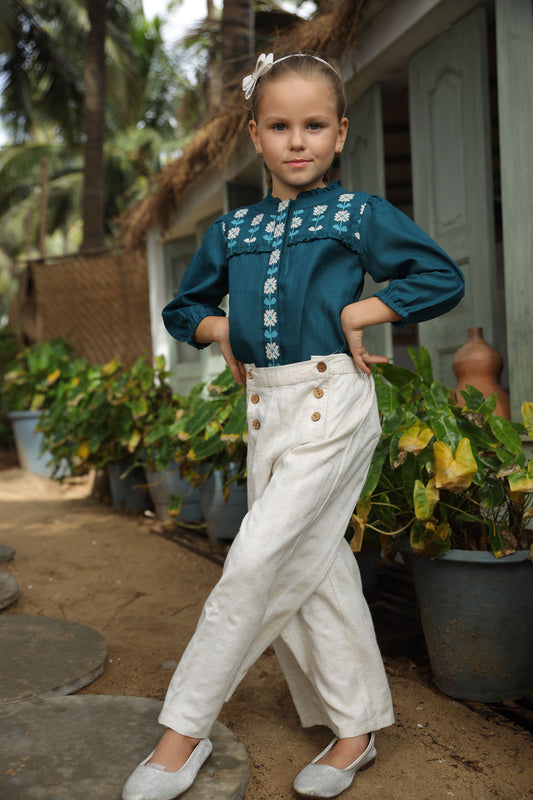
[242,53,274,100]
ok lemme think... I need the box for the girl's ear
[249,119,262,156]
[335,117,349,155]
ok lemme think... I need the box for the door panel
[408,6,497,386]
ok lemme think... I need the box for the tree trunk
[221,0,254,98]
[81,0,107,255]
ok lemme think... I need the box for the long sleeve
[162,219,228,349]
[360,195,465,326]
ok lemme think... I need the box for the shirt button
[314,387,324,398]
[247,370,253,379]
[250,394,260,404]
[316,362,327,373]
[311,412,321,422]
[252,420,261,430]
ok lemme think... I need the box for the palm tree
[0,1,180,261]
[81,0,107,254]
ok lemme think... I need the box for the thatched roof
[121,0,366,249]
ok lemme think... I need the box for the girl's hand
[340,298,401,375]
[194,316,246,385]
[341,323,389,375]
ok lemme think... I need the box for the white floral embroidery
[360,203,367,215]
[265,221,276,234]
[263,309,277,327]
[221,221,226,234]
[309,224,323,231]
[264,277,277,294]
[251,213,264,226]
[278,200,290,212]
[274,223,285,239]
[334,210,350,223]
[291,216,302,229]
[265,342,280,360]
[339,193,354,202]
[227,227,240,240]
[355,231,360,239]
[234,208,248,219]
[244,237,256,243]
[269,249,281,265]
[313,204,328,216]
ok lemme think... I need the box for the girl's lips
[286,159,311,167]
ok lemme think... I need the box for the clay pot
[452,327,510,419]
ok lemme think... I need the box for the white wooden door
[408,6,497,387]
[342,84,393,361]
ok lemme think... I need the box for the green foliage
[1,336,78,412]
[38,353,178,476]
[359,347,533,559]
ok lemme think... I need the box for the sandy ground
[1,457,532,800]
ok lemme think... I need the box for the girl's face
[249,75,348,201]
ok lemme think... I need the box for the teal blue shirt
[162,182,465,367]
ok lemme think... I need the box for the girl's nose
[289,129,305,149]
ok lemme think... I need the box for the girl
[122,52,464,800]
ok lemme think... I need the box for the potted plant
[354,347,533,702]
[174,368,248,542]
[39,354,164,510]
[1,337,81,477]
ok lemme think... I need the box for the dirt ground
[1,455,532,800]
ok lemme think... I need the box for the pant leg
[273,538,394,738]
[158,356,391,738]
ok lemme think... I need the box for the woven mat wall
[27,250,152,365]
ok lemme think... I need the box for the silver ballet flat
[121,738,212,800]
[293,733,376,799]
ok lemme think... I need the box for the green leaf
[360,451,386,498]
[489,415,523,455]
[420,383,462,448]
[408,345,433,385]
[479,481,506,508]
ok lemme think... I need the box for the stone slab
[0,542,15,562]
[0,615,107,702]
[0,572,19,610]
[0,696,248,800]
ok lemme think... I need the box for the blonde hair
[249,52,346,122]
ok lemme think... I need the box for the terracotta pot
[452,327,510,418]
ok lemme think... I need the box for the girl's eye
[272,123,286,131]
[308,122,323,131]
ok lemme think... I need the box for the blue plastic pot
[199,467,248,543]
[408,548,533,702]
[107,460,152,512]
[144,464,202,522]
[8,410,68,479]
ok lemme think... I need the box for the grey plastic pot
[408,548,533,702]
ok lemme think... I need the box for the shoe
[122,738,212,800]
[293,733,376,799]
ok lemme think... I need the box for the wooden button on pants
[159,354,394,739]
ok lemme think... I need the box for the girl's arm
[194,316,246,386]
[341,297,401,375]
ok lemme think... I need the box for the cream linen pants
[159,354,394,739]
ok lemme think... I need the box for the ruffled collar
[264,181,341,209]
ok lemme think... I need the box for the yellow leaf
[349,514,365,552]
[433,438,477,492]
[399,422,434,455]
[508,472,533,493]
[46,368,61,385]
[356,497,371,523]
[521,401,533,438]
[76,441,90,460]
[436,523,450,541]
[413,478,439,521]
[127,430,142,453]
[101,358,120,376]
